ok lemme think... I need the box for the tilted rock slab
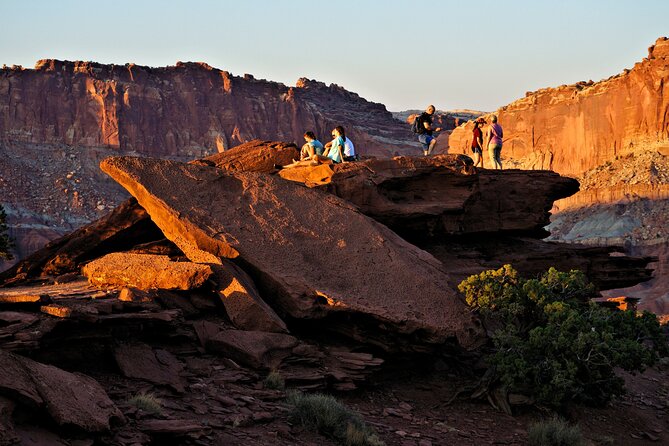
[101,156,484,351]
[82,253,213,290]
[0,349,122,432]
[0,197,161,285]
[212,260,288,333]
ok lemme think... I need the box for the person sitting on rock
[339,126,357,161]
[322,126,346,164]
[275,127,345,169]
[299,131,324,161]
[416,104,442,156]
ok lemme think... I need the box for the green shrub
[528,417,585,446]
[127,392,163,415]
[286,392,383,446]
[263,370,285,390]
[459,265,668,408]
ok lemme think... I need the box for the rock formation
[0,60,415,158]
[447,37,669,317]
[322,155,579,239]
[99,156,484,351]
[448,37,669,176]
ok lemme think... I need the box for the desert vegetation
[287,391,384,446]
[459,265,668,409]
[527,417,585,446]
[127,392,163,415]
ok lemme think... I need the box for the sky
[1,0,668,112]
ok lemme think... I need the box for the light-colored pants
[488,144,502,169]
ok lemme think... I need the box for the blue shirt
[309,140,324,156]
[327,136,344,163]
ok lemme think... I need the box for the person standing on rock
[471,118,485,168]
[415,105,442,156]
[299,131,324,160]
[486,114,503,169]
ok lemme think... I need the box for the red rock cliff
[0,60,416,158]
[448,37,669,176]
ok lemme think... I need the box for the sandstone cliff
[0,60,416,158]
[448,37,669,176]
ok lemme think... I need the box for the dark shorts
[418,134,435,149]
[471,146,482,155]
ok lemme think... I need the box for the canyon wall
[448,37,669,176]
[0,60,417,159]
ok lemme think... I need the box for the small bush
[263,370,285,390]
[528,417,585,446]
[459,265,668,408]
[287,391,383,446]
[127,392,163,415]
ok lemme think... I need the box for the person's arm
[423,120,442,133]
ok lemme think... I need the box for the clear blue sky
[1,0,667,112]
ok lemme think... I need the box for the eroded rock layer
[0,60,416,158]
[448,37,669,176]
[323,155,579,240]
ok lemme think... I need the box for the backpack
[410,114,424,134]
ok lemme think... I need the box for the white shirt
[344,137,355,157]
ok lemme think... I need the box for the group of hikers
[413,104,504,169]
[278,125,357,169]
[278,105,503,170]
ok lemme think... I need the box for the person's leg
[495,147,502,169]
[488,145,496,168]
[418,134,429,156]
[427,136,437,155]
[300,143,310,160]
[472,150,480,167]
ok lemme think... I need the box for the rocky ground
[1,142,666,446]
[2,279,667,446]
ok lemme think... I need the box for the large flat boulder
[100,156,484,351]
[0,349,122,432]
[82,253,213,290]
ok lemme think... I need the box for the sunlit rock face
[448,37,669,176]
[0,60,416,159]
